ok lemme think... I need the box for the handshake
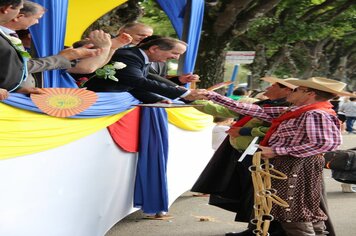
[184,89,210,101]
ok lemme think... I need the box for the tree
[195,0,355,90]
[195,0,283,89]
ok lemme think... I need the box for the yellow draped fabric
[0,104,213,160]
[166,107,213,131]
[65,0,127,46]
[0,103,131,160]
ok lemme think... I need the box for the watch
[70,59,78,67]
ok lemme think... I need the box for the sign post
[225,51,255,96]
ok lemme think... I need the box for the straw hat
[286,77,356,97]
[260,77,298,89]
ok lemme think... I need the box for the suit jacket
[25,55,72,87]
[0,31,72,89]
[28,55,72,74]
[0,32,25,91]
[85,47,188,103]
[148,62,184,86]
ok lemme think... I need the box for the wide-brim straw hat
[260,77,298,89]
[287,77,356,97]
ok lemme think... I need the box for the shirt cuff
[180,89,191,98]
[274,147,288,156]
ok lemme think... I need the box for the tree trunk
[195,36,227,90]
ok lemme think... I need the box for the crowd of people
[1,1,356,236]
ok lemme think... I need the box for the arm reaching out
[67,30,112,74]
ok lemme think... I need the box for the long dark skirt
[191,136,254,222]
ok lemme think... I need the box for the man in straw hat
[192,77,296,236]
[203,77,355,235]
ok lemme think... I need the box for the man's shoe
[225,229,254,236]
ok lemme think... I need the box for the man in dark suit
[85,37,207,103]
[0,0,24,99]
[1,0,111,87]
[136,35,200,88]
[0,0,105,98]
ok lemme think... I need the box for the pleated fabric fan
[31,88,98,117]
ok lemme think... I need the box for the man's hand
[16,87,44,95]
[227,126,241,138]
[178,73,200,84]
[58,44,103,61]
[89,30,112,48]
[157,99,172,104]
[259,146,277,159]
[111,33,133,49]
[184,89,208,101]
[0,88,9,100]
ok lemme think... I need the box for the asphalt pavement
[106,134,356,236]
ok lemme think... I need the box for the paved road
[106,135,356,236]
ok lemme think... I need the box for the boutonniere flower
[94,62,126,82]
[6,34,31,59]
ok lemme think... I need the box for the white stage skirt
[0,124,213,236]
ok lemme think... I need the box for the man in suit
[205,77,347,236]
[85,37,207,102]
[138,35,200,87]
[0,0,105,98]
[118,25,199,88]
[0,0,24,99]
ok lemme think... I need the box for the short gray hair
[20,1,46,16]
[138,37,187,51]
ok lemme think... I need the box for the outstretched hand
[178,73,200,84]
[111,33,133,49]
[16,87,45,96]
[184,89,209,101]
[157,99,172,104]
[59,44,103,61]
[89,30,112,48]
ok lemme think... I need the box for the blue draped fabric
[2,92,139,118]
[155,0,185,37]
[134,108,169,214]
[183,0,204,73]
[156,0,204,73]
[30,0,77,88]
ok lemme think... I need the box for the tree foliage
[196,0,355,90]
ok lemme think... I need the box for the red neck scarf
[259,101,336,146]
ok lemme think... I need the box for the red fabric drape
[108,107,141,152]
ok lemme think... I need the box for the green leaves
[95,63,126,82]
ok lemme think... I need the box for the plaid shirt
[207,92,341,157]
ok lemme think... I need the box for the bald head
[117,22,153,45]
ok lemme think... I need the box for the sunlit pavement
[106,134,356,236]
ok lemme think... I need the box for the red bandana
[259,101,336,146]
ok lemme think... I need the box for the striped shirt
[207,92,341,157]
